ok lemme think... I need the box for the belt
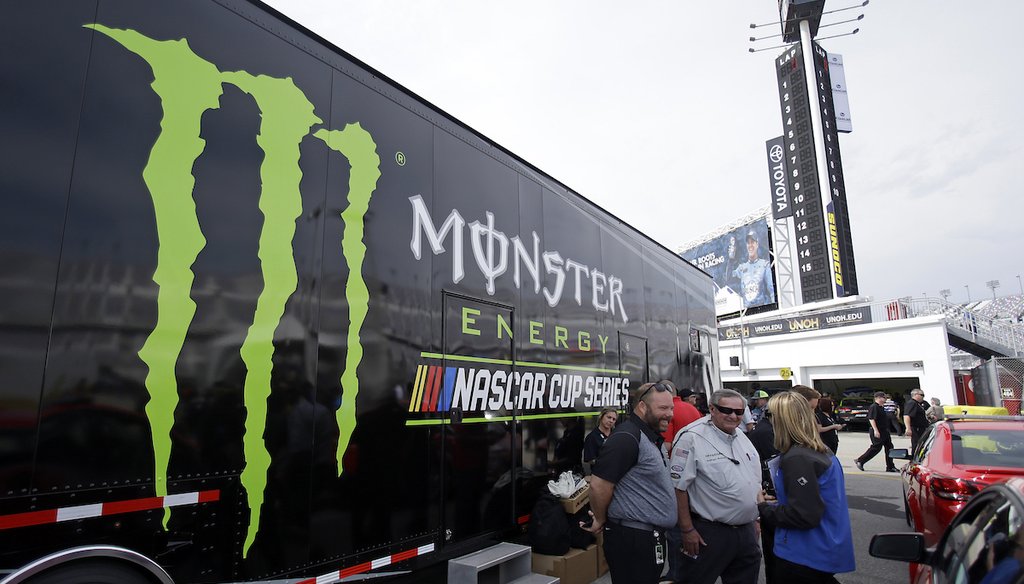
[607,517,661,532]
[691,512,750,529]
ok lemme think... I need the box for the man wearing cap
[663,384,704,447]
[750,390,769,426]
[682,388,700,409]
[584,382,678,583]
[732,231,774,309]
[669,389,762,584]
[854,392,898,472]
[903,389,930,453]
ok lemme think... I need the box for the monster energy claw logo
[87,25,381,556]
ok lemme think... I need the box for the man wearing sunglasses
[583,382,677,583]
[668,389,762,584]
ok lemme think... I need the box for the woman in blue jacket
[757,391,856,583]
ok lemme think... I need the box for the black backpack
[527,493,571,555]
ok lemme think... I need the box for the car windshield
[841,400,871,409]
[951,429,1024,469]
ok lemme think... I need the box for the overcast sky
[264,0,1023,304]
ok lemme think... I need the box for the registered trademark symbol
[395,151,406,166]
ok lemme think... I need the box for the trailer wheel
[25,559,154,584]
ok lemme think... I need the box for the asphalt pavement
[592,428,915,584]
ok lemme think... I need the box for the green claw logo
[86,24,380,556]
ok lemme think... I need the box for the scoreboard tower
[770,0,858,305]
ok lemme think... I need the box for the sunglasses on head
[636,382,672,404]
[712,404,744,417]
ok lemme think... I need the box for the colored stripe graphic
[417,367,430,413]
[441,367,455,411]
[421,365,432,411]
[0,490,220,531]
[424,366,438,413]
[428,366,443,412]
[341,562,373,578]
[409,365,426,412]
[296,543,436,584]
[419,366,435,412]
[417,365,430,412]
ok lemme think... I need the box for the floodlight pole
[986,280,1000,301]
[798,19,841,294]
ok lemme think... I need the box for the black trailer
[0,1,718,582]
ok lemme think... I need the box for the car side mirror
[869,533,929,563]
[888,448,911,460]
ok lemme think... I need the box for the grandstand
[964,293,1024,323]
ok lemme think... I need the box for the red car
[871,478,1024,584]
[893,416,1024,547]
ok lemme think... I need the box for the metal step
[506,573,560,584]
[447,542,534,584]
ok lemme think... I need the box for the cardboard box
[559,484,590,514]
[531,552,559,577]
[532,546,598,584]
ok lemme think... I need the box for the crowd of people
[580,382,868,584]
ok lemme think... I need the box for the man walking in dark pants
[903,389,930,455]
[584,382,678,583]
[854,392,897,472]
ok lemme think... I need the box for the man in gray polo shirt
[669,388,762,584]
[584,381,677,583]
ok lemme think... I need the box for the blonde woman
[583,407,618,466]
[757,392,855,583]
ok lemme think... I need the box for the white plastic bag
[546,470,586,498]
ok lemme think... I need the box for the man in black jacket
[854,392,897,472]
[902,389,930,454]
